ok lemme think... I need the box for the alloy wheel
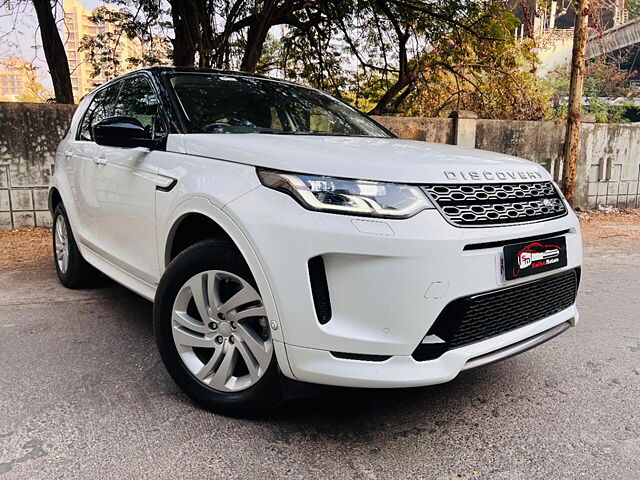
[171,270,273,392]
[54,214,69,274]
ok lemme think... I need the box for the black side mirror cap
[93,116,166,150]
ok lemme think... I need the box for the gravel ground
[576,209,640,247]
[0,231,638,478]
[0,228,51,271]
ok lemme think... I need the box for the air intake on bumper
[308,256,332,324]
[412,269,578,361]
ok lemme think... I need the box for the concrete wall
[371,116,455,144]
[0,102,76,229]
[580,123,640,209]
[0,103,638,230]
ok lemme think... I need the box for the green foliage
[16,80,52,103]
[0,59,52,102]
[543,60,638,123]
[403,21,550,119]
[76,0,551,120]
[80,0,171,81]
[272,0,550,119]
[627,0,640,18]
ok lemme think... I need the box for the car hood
[177,134,550,184]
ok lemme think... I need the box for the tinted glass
[168,73,389,137]
[114,76,164,136]
[77,82,120,141]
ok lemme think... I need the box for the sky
[0,0,103,88]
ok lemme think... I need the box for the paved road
[0,245,638,480]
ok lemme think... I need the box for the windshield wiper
[255,129,296,135]
[290,131,378,137]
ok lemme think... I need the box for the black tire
[52,203,98,289]
[153,238,283,417]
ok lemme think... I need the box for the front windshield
[167,73,390,137]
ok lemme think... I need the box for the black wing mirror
[93,116,166,150]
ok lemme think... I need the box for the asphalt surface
[0,244,639,480]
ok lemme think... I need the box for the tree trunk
[240,23,270,72]
[213,0,245,68]
[367,2,416,116]
[367,30,415,115]
[169,0,200,67]
[562,0,589,207]
[367,73,415,115]
[240,1,276,73]
[197,0,214,67]
[32,0,74,104]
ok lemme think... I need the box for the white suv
[49,67,582,416]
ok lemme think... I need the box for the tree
[17,80,52,102]
[623,0,640,18]
[0,58,52,102]
[237,1,326,72]
[31,0,74,103]
[544,59,637,122]
[404,38,549,119]
[70,0,546,121]
[2,0,551,116]
[317,0,545,117]
[165,0,327,71]
[80,1,171,81]
[167,0,206,67]
[16,61,52,102]
[562,0,589,207]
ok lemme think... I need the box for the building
[513,1,634,76]
[62,0,143,100]
[0,58,35,101]
[515,0,629,39]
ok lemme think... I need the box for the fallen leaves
[0,227,52,271]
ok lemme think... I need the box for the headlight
[257,169,433,218]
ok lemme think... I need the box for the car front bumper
[223,186,582,388]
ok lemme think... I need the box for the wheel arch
[165,212,234,266]
[159,197,292,377]
[48,187,63,214]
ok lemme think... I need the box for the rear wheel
[52,204,98,288]
[154,239,282,416]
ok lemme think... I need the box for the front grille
[412,269,578,361]
[421,182,567,227]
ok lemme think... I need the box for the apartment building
[0,58,34,101]
[63,0,142,100]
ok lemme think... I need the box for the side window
[77,82,120,141]
[113,76,165,136]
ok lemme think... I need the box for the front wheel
[153,239,283,416]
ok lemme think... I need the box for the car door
[89,75,167,284]
[65,82,121,249]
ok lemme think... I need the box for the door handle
[64,151,73,159]
[94,156,107,166]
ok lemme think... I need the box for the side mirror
[93,116,165,150]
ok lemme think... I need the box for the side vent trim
[308,256,332,324]
[331,352,391,362]
[156,178,177,192]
